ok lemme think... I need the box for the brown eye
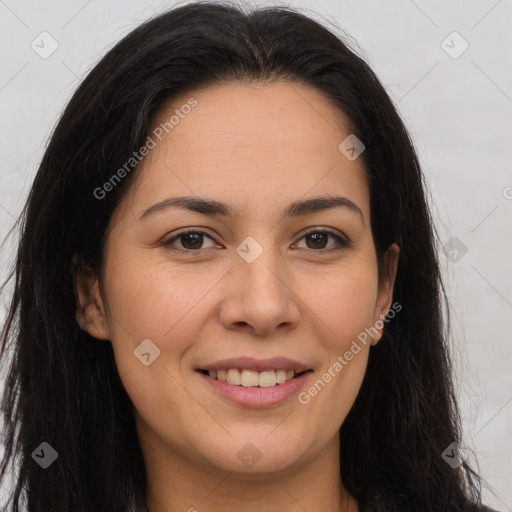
[305,232,329,249]
[294,229,350,253]
[178,232,204,250]
[162,229,218,252]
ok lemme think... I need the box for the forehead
[151,79,354,160]
[116,80,369,222]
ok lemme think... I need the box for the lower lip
[197,371,313,408]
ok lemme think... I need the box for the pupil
[183,233,202,249]
[308,232,327,249]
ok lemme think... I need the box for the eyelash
[161,227,350,255]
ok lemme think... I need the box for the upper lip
[197,357,311,373]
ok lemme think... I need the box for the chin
[198,434,307,475]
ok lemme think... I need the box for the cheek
[304,262,379,346]
[294,261,378,420]
[101,256,218,443]
[101,253,219,374]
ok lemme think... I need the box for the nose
[218,247,301,337]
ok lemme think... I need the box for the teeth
[206,368,299,387]
[276,369,287,384]
[227,368,241,385]
[241,369,259,387]
[258,370,276,388]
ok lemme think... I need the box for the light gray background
[0,0,511,510]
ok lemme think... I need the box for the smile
[198,368,305,387]
[196,368,314,408]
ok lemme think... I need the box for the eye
[162,229,220,253]
[293,228,350,253]
[161,227,350,254]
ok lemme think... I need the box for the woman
[0,2,498,511]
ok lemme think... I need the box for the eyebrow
[138,194,364,224]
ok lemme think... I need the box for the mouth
[196,368,312,388]
[195,367,314,408]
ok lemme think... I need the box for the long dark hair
[0,1,486,511]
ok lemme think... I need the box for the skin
[74,80,399,512]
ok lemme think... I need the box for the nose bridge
[236,234,287,300]
[225,233,300,333]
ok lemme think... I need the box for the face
[74,80,398,477]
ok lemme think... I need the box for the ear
[70,254,110,341]
[371,243,400,345]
